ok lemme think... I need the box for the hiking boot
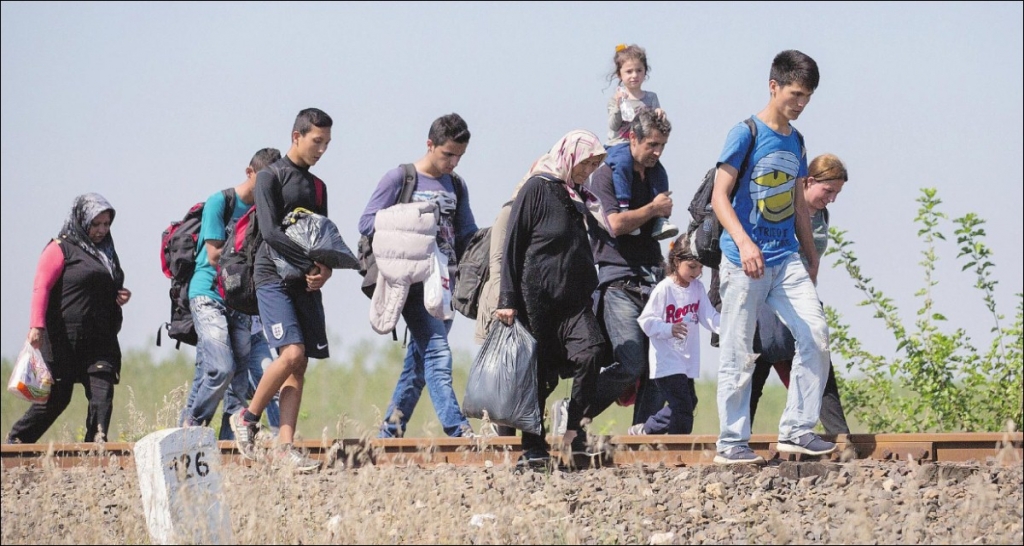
[713,445,766,465]
[777,433,837,456]
[651,217,679,241]
[627,423,646,436]
[270,443,321,473]
[551,398,569,436]
[229,411,261,461]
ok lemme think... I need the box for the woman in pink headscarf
[494,130,610,467]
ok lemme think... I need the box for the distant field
[1,340,801,444]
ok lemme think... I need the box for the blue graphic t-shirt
[718,117,807,268]
[189,189,250,301]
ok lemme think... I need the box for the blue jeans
[380,284,470,438]
[586,285,665,425]
[716,254,830,452]
[182,296,251,427]
[218,323,281,440]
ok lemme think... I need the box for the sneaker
[270,443,321,473]
[229,411,260,461]
[551,398,569,436]
[651,217,680,241]
[627,423,646,436]
[516,448,552,469]
[777,433,837,456]
[713,445,766,465]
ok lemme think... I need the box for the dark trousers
[7,372,116,443]
[585,284,666,425]
[750,355,850,435]
[520,307,607,454]
[643,374,698,435]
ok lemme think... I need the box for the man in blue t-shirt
[710,50,836,465]
[182,148,281,436]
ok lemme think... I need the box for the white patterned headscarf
[518,130,611,232]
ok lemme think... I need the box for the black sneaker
[777,433,837,456]
[517,448,552,469]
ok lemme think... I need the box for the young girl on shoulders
[633,236,720,435]
[606,43,664,147]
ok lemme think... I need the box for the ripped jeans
[715,254,830,452]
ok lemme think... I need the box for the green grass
[1,341,798,443]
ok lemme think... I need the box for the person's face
[292,125,331,168]
[426,139,468,175]
[619,59,646,92]
[805,177,845,211]
[570,155,605,184]
[676,259,703,285]
[770,81,814,121]
[629,129,668,170]
[88,211,112,244]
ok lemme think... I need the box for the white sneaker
[551,399,569,436]
[651,217,679,241]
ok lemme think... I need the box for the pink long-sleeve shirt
[30,241,64,328]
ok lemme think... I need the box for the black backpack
[157,188,235,349]
[218,167,325,316]
[452,226,492,320]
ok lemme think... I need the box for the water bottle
[618,86,636,122]
[672,314,698,353]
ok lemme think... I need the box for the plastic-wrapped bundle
[272,208,359,280]
[463,319,542,435]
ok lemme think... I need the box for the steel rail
[2,432,1020,470]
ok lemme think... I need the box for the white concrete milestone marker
[134,427,232,545]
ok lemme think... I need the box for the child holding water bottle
[633,236,720,435]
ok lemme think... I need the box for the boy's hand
[306,262,333,291]
[671,322,688,339]
[738,239,765,279]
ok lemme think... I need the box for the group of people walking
[7,45,851,471]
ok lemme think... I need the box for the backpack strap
[220,188,236,228]
[399,164,417,204]
[732,117,759,201]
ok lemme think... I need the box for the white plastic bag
[424,250,453,321]
[7,341,53,404]
[463,319,542,435]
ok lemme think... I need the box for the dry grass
[2,448,1022,544]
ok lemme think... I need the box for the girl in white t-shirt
[633,238,720,435]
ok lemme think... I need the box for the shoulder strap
[399,164,417,204]
[220,188,236,227]
[731,117,759,200]
[793,127,806,164]
[313,178,324,209]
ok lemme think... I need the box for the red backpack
[157,188,235,348]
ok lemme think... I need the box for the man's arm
[591,164,671,237]
[712,163,763,279]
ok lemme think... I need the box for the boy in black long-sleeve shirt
[231,108,334,472]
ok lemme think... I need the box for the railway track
[2,432,1020,469]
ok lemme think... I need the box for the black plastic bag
[463,319,542,436]
[272,208,359,280]
[283,208,359,270]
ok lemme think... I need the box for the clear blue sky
[2,2,1022,381]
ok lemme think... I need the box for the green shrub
[827,188,1023,432]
